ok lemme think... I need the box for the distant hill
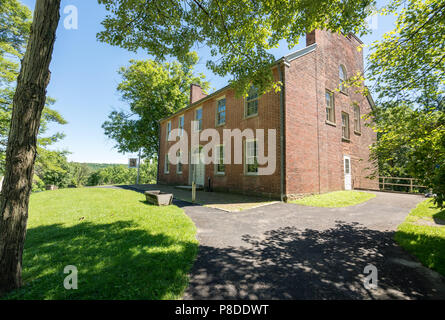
[71,163,127,171]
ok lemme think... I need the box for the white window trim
[164,154,170,174]
[194,106,203,132]
[353,105,361,133]
[178,115,184,136]
[325,90,336,124]
[166,121,171,141]
[244,139,259,176]
[342,112,350,140]
[244,88,259,118]
[214,144,225,175]
[176,151,183,174]
[339,64,348,94]
[215,96,226,126]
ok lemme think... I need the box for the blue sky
[20,0,396,164]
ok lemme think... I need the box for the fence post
[410,179,413,193]
[382,177,385,190]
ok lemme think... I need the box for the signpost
[129,148,142,185]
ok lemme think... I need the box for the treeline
[32,154,157,192]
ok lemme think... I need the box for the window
[215,145,225,174]
[216,98,226,125]
[326,90,335,123]
[164,154,170,174]
[245,86,259,117]
[339,65,347,93]
[178,115,184,136]
[166,121,171,141]
[245,139,258,174]
[195,107,202,131]
[342,112,350,140]
[176,151,182,174]
[353,105,361,133]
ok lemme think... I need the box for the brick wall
[284,30,378,199]
[159,68,283,199]
[159,30,379,200]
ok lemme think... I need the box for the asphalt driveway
[178,191,445,300]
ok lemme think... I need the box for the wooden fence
[379,176,428,193]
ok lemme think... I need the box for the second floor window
[195,107,202,131]
[339,65,347,93]
[166,121,171,141]
[353,105,361,133]
[178,115,184,136]
[216,98,226,125]
[342,112,350,140]
[326,90,335,123]
[246,86,259,117]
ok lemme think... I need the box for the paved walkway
[178,191,445,300]
[108,186,445,299]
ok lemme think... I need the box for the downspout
[156,122,161,184]
[278,61,286,202]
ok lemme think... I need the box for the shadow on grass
[185,222,445,300]
[433,209,445,225]
[4,220,198,300]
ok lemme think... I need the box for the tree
[366,0,445,207]
[97,0,375,95]
[102,53,209,158]
[0,0,61,295]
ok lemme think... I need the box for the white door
[191,147,205,186]
[344,156,352,190]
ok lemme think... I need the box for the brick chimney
[190,84,207,105]
[306,30,316,46]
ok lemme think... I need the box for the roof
[159,44,318,123]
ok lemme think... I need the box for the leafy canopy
[366,0,445,207]
[102,52,209,158]
[97,0,375,95]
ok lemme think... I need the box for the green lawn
[395,199,445,277]
[289,191,376,207]
[4,188,198,300]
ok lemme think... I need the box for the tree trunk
[0,0,61,296]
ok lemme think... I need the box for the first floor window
[353,105,361,133]
[342,112,350,140]
[164,154,170,173]
[177,151,182,174]
[215,145,225,174]
[245,140,258,174]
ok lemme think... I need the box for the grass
[395,199,445,277]
[4,188,198,300]
[289,191,376,208]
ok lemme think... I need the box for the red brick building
[158,30,379,200]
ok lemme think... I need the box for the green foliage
[97,0,375,95]
[87,160,157,186]
[367,0,445,207]
[289,191,376,208]
[102,54,209,158]
[368,0,445,104]
[395,199,445,277]
[4,188,198,299]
